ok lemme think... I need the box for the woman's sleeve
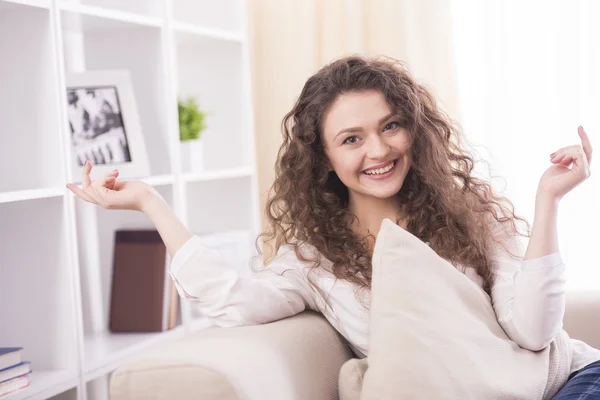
[489,223,567,351]
[168,235,318,328]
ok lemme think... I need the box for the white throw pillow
[358,219,572,400]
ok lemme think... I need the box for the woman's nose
[366,135,391,160]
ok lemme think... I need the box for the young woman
[67,55,599,397]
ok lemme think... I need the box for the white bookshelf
[0,0,260,399]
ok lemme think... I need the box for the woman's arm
[492,126,592,350]
[141,189,193,259]
[489,226,567,351]
[168,238,318,327]
[523,195,558,261]
[67,161,317,328]
[525,125,592,261]
[67,160,196,259]
[138,186,317,327]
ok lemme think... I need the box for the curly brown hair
[259,55,529,299]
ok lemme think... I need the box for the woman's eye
[343,136,359,145]
[384,121,401,131]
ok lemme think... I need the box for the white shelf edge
[183,167,255,183]
[64,174,173,191]
[0,187,64,204]
[4,369,78,400]
[0,0,50,9]
[172,21,244,43]
[82,325,186,382]
[140,174,174,187]
[59,2,163,28]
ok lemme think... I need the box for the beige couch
[110,291,600,400]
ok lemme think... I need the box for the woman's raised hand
[537,126,593,202]
[66,160,157,212]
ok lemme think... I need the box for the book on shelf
[0,374,30,397]
[0,362,31,385]
[109,230,179,333]
[0,349,31,397]
[0,348,22,372]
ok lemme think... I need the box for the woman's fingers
[551,145,579,164]
[82,160,92,189]
[578,126,592,164]
[80,160,103,203]
[66,183,96,204]
[69,161,121,207]
[552,154,574,167]
[103,170,119,190]
[551,146,590,177]
[88,170,121,207]
[80,159,105,203]
[553,127,593,166]
[67,161,121,208]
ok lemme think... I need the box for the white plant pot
[181,139,204,173]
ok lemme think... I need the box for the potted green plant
[178,97,208,172]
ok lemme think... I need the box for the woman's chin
[360,179,405,199]
[371,187,403,199]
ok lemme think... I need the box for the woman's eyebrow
[334,113,395,140]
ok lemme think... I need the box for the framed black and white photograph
[66,70,150,181]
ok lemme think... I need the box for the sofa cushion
[110,311,353,400]
[110,362,238,400]
[354,219,572,399]
[338,358,367,400]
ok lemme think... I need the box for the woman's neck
[348,193,402,242]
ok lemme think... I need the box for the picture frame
[65,70,150,182]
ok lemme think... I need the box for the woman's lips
[362,159,398,180]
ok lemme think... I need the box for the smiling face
[322,90,412,208]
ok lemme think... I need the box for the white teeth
[364,161,394,175]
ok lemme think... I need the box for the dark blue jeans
[553,360,600,399]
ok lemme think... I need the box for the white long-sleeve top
[168,227,600,374]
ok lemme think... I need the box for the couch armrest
[110,311,354,400]
[564,290,600,349]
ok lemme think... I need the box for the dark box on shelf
[109,230,178,333]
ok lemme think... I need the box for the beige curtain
[249,0,460,230]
